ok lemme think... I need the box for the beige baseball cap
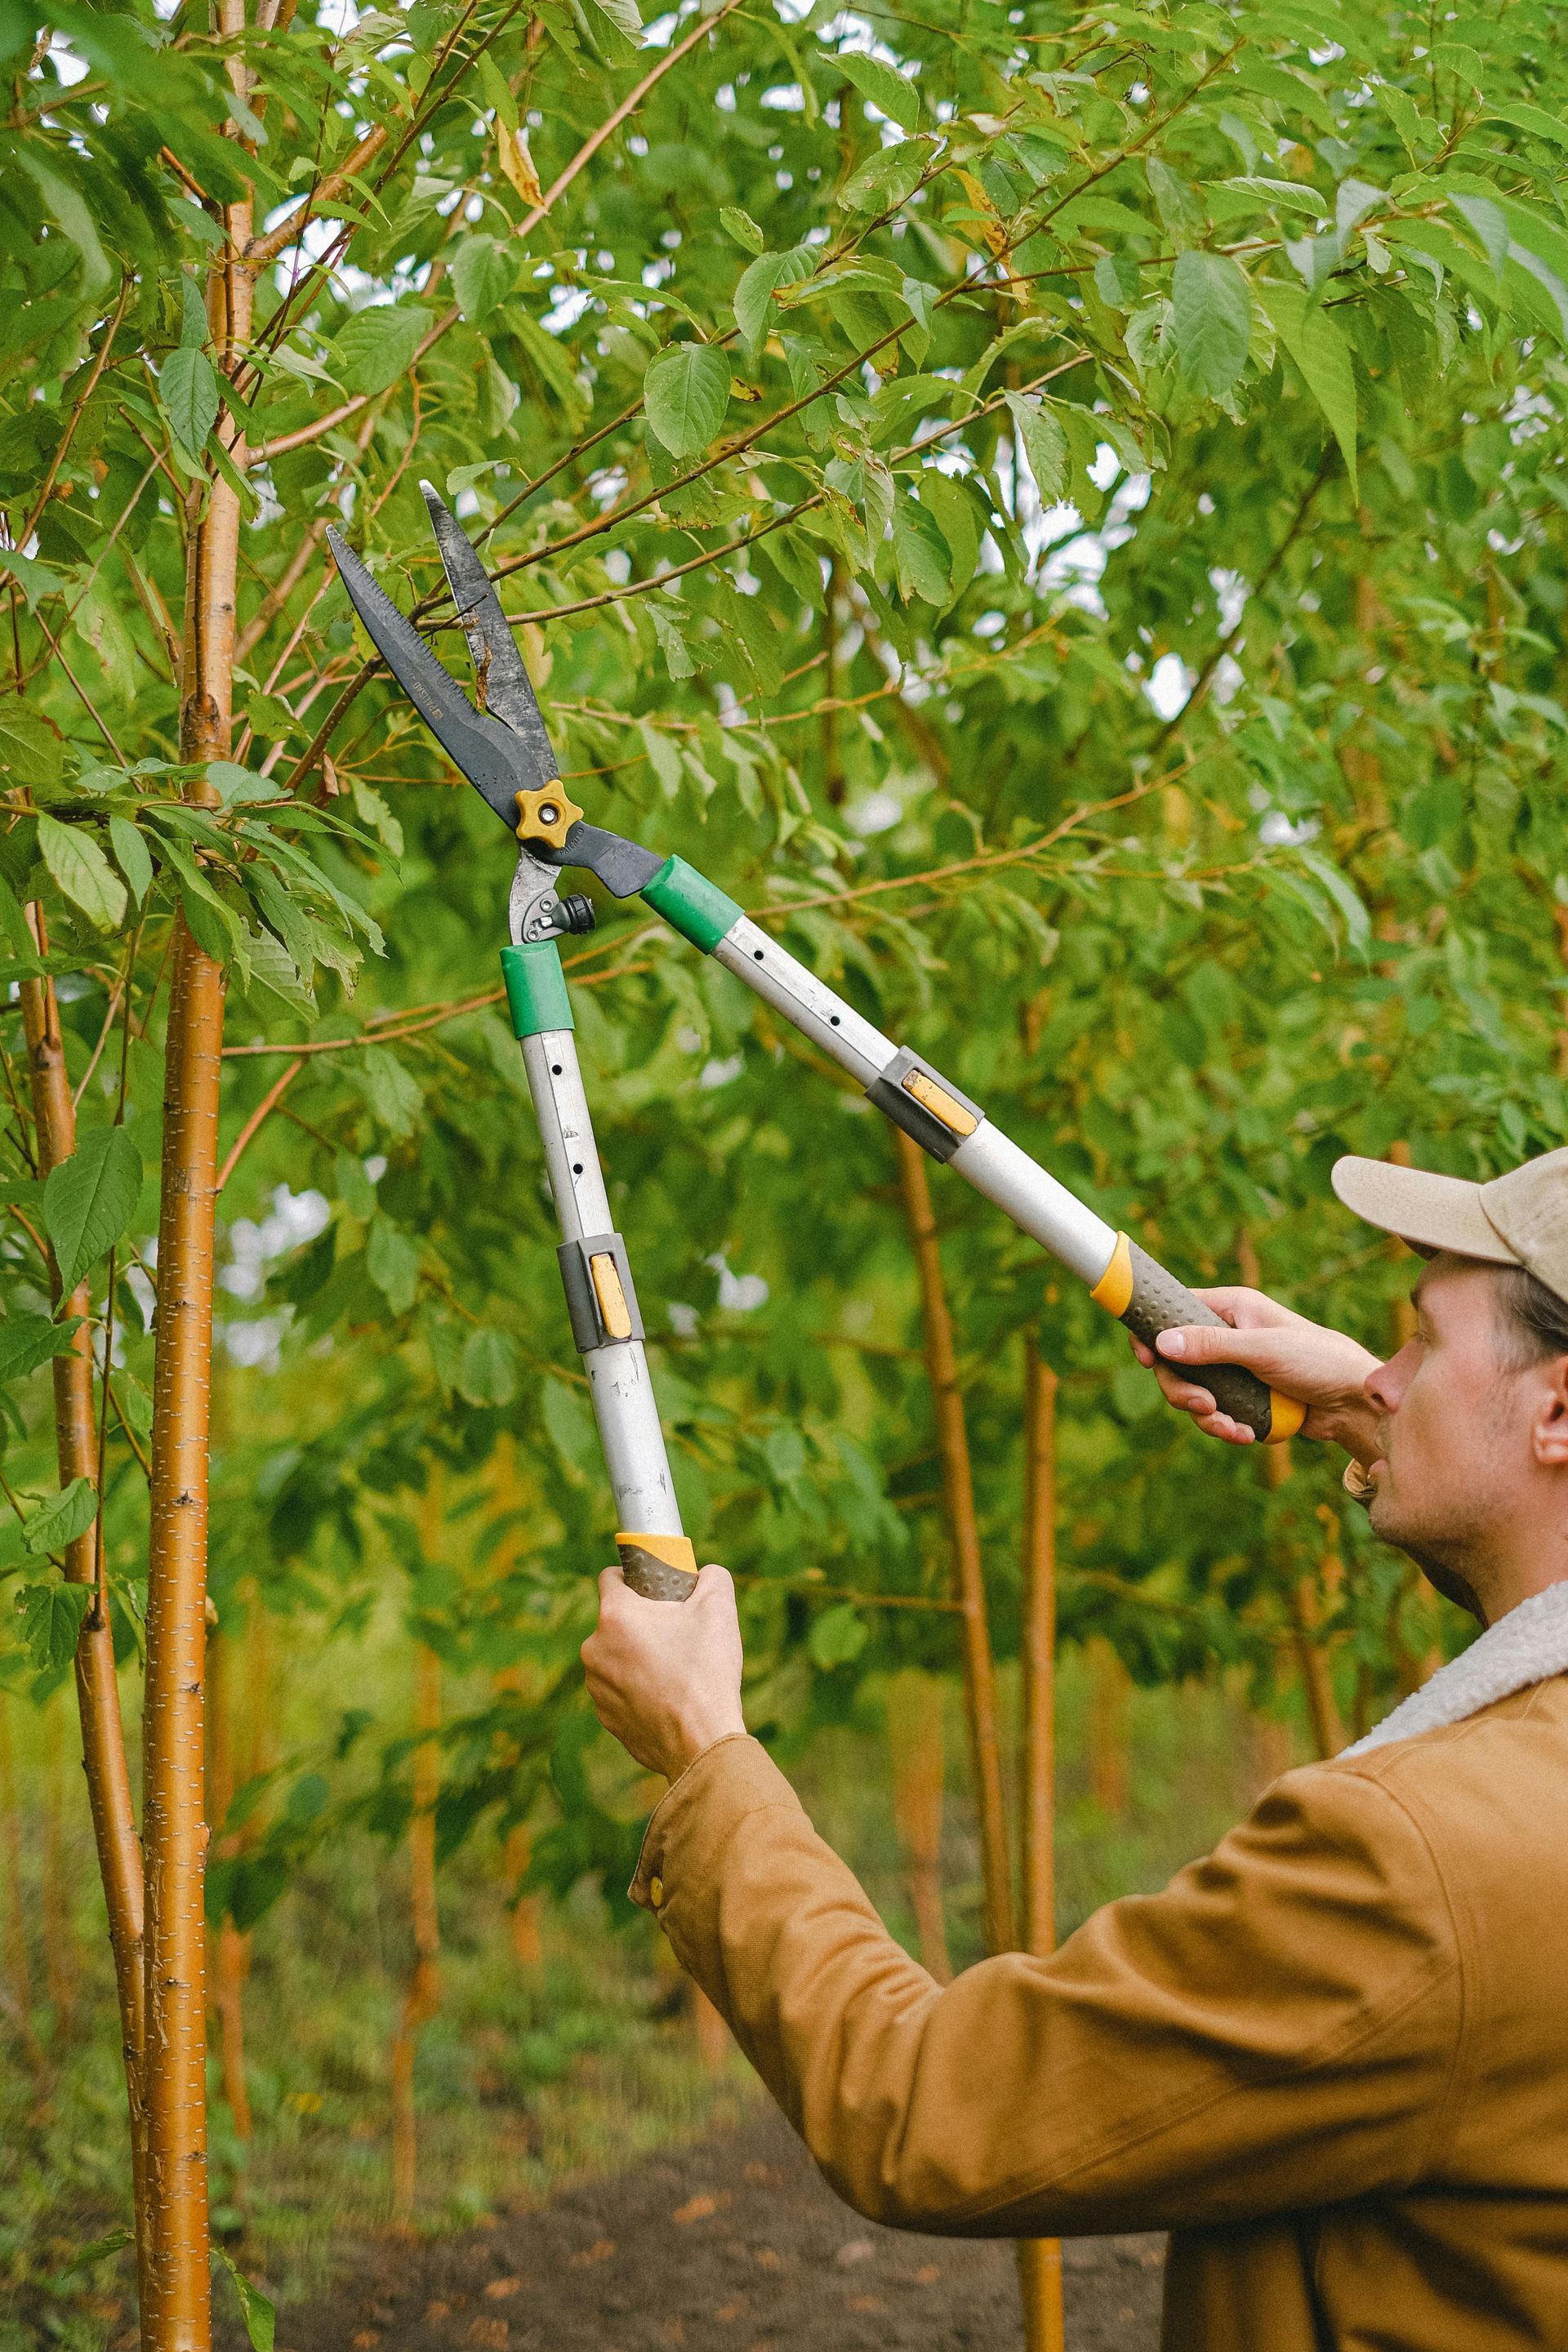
[1331,1145,1568,1306]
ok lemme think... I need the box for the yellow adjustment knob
[514,782,584,849]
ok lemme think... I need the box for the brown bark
[393,1472,444,2225]
[894,1132,1015,1956]
[884,1668,951,1984]
[17,945,146,2158]
[502,1820,543,1969]
[139,40,250,2328]
[1088,1638,1130,1818]
[1015,1343,1065,2352]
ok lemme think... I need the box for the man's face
[1363,1257,1537,1618]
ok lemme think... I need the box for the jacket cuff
[629,1734,800,1918]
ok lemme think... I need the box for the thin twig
[216,1058,305,1191]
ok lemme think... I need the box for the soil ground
[253,2106,1165,2352]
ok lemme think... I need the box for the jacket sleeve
[630,1735,1465,2238]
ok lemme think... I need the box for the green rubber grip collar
[501,941,573,1039]
[642,854,742,956]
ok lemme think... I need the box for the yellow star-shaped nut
[514,783,584,849]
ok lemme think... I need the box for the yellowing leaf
[496,120,543,209]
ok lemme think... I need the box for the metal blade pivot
[419,481,563,793]
[327,526,532,830]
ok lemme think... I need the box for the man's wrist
[663,1704,746,1781]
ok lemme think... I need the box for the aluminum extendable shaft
[635,857,1303,1446]
[501,939,698,1601]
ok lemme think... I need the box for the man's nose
[1365,1343,1411,1413]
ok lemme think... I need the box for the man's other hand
[1129,1286,1382,1461]
[582,1561,746,1781]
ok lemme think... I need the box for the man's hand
[581,1561,746,1781]
[1129,1286,1383,1462]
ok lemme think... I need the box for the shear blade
[326,524,529,830]
[420,482,562,794]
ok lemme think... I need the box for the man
[582,1147,1568,2351]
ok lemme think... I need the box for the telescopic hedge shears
[327,488,1303,1600]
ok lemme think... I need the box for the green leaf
[451,234,514,323]
[367,1214,420,1315]
[917,470,978,597]
[215,2247,276,2352]
[733,247,813,354]
[59,2224,133,2278]
[893,495,951,606]
[0,1312,83,1385]
[1482,100,1568,150]
[24,1476,99,1557]
[1004,392,1068,506]
[1255,278,1358,497]
[457,1325,519,1407]
[643,344,731,460]
[719,206,764,254]
[591,0,642,38]
[1170,249,1253,397]
[20,1579,93,1670]
[0,698,67,787]
[159,345,220,460]
[808,1600,868,1669]
[358,1049,423,1138]
[42,1125,143,1294]
[37,814,127,932]
[332,305,430,399]
[1297,848,1371,957]
[108,815,154,906]
[831,50,920,134]
[541,1374,596,1482]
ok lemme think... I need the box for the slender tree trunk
[0,1691,37,2030]
[205,1625,252,2139]
[894,1132,1014,1955]
[501,1818,543,1969]
[1016,1343,1065,2352]
[17,947,146,2188]
[39,1687,75,2040]
[139,52,251,2329]
[1088,1639,1129,1818]
[393,1472,443,2225]
[884,1669,951,1984]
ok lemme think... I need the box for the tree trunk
[139,54,251,2328]
[393,1473,443,2225]
[1088,1639,1130,1818]
[1015,1343,1065,2352]
[501,1820,543,1970]
[205,1624,252,2140]
[894,1132,1014,1956]
[884,1669,951,1984]
[17,947,145,2192]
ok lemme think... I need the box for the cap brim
[1331,1157,1520,1264]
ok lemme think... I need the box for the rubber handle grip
[1120,1243,1298,1442]
[617,1534,699,1603]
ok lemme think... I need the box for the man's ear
[1532,1355,1568,1466]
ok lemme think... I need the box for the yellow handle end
[1089,1231,1134,1317]
[1265,1392,1307,1444]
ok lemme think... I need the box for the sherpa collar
[1343,1578,1568,1756]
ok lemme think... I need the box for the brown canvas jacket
[630,1674,1568,2351]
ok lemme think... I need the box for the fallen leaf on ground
[424,2304,449,2323]
[673,2192,730,2225]
[466,2321,508,2349]
[846,2296,882,2314]
[753,2248,782,2270]
[915,2264,941,2284]
[483,2278,523,2300]
[835,2239,875,2267]
[569,2238,616,2268]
